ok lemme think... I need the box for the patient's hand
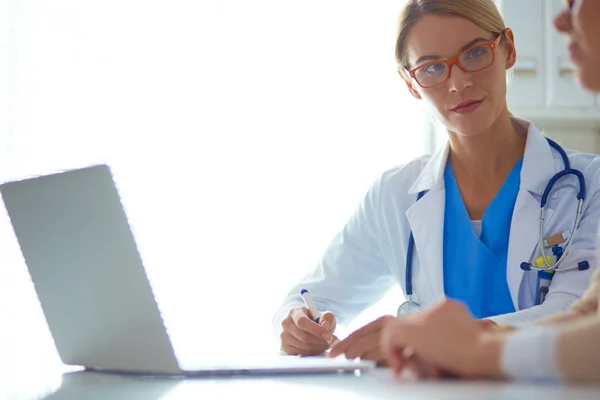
[328,315,395,366]
[477,319,517,333]
[389,351,447,380]
[380,299,506,379]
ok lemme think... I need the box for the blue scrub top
[443,158,523,318]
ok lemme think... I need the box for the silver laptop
[0,164,374,376]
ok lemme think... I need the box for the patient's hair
[395,0,507,69]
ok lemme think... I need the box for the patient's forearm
[485,309,582,333]
[533,309,586,326]
[494,316,600,382]
[558,316,600,382]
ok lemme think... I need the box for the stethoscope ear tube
[540,169,585,207]
[534,139,586,273]
[405,190,427,297]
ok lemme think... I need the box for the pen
[300,289,321,323]
[301,289,333,346]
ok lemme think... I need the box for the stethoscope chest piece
[397,297,421,317]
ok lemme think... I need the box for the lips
[451,99,483,114]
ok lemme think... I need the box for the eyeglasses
[403,33,504,89]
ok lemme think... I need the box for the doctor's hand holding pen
[280,290,338,356]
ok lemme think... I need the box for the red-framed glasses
[404,32,504,89]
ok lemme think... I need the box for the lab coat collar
[408,118,559,196]
[408,142,449,195]
[517,118,558,196]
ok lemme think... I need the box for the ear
[398,68,422,100]
[502,28,517,70]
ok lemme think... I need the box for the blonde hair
[395,0,506,68]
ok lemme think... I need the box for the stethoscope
[397,138,588,317]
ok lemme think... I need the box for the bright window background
[0,0,431,367]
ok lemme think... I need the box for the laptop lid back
[0,165,180,374]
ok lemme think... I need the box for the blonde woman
[274,0,600,364]
[380,0,600,382]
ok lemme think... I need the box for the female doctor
[274,0,600,363]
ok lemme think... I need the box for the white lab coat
[274,118,600,331]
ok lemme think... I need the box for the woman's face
[554,0,600,92]
[402,14,516,137]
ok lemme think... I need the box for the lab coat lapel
[506,119,559,309]
[406,188,446,303]
[405,142,449,303]
[505,191,541,308]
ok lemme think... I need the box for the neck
[447,109,526,184]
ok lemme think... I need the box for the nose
[554,9,572,34]
[446,63,473,93]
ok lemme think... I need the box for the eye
[422,62,446,75]
[465,46,486,59]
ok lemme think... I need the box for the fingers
[477,320,516,334]
[329,316,393,358]
[477,319,499,332]
[404,355,441,380]
[319,311,336,333]
[280,307,336,356]
[380,318,410,358]
[280,331,329,356]
[330,327,385,359]
[282,343,327,356]
[342,333,379,360]
[380,319,428,375]
[330,335,340,346]
[328,336,352,358]
[291,308,330,340]
[362,347,386,365]
[387,350,441,380]
[287,322,332,346]
[388,348,407,376]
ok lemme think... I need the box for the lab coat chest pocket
[514,206,556,309]
[539,193,579,255]
[526,206,556,263]
[511,191,558,266]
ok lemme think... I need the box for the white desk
[5,363,600,400]
[2,314,600,400]
[2,263,600,399]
